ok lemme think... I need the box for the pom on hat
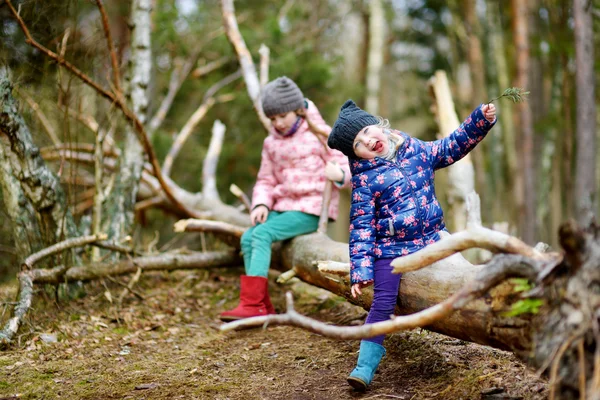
[261,77,305,117]
[327,100,379,158]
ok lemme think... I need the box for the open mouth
[373,141,383,153]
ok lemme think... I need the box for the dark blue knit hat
[327,99,378,159]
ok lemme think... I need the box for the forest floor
[0,268,548,400]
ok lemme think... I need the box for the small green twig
[487,87,530,104]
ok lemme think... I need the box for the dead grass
[0,269,547,399]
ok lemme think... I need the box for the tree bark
[364,0,384,115]
[511,0,536,245]
[487,0,519,228]
[0,68,78,262]
[574,0,597,224]
[103,0,152,245]
[462,0,489,210]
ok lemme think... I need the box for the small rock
[40,333,58,343]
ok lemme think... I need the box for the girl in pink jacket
[220,77,350,321]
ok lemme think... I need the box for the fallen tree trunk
[276,232,533,353]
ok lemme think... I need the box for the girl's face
[353,125,388,159]
[269,111,298,133]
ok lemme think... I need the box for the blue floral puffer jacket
[348,106,496,285]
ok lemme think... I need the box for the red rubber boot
[220,275,268,322]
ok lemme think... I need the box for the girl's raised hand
[481,103,497,123]
[325,161,344,182]
[251,205,269,226]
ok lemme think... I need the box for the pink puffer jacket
[251,100,351,220]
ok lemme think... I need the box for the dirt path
[0,270,547,399]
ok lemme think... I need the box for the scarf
[275,116,303,137]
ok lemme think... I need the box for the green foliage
[487,87,530,104]
[504,299,544,317]
[509,278,532,293]
[503,278,543,317]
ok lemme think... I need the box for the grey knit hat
[261,76,305,117]
[327,99,379,159]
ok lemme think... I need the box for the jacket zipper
[397,164,424,245]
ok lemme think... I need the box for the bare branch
[95,0,122,94]
[33,250,242,284]
[174,219,245,240]
[317,260,349,277]
[192,56,232,79]
[22,233,108,270]
[147,26,227,135]
[134,196,164,212]
[222,255,540,337]
[162,70,240,177]
[0,272,33,347]
[317,181,333,234]
[229,184,251,212]
[258,44,270,87]
[92,241,142,257]
[220,0,271,131]
[203,69,242,102]
[91,127,106,260]
[202,120,226,199]
[277,0,296,24]
[148,17,233,133]
[58,103,99,134]
[162,98,215,176]
[390,225,557,274]
[41,143,119,159]
[14,87,61,146]
[276,268,298,283]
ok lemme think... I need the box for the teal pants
[241,211,319,277]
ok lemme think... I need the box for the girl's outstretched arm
[427,104,497,170]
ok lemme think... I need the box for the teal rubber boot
[347,341,386,391]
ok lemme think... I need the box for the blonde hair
[375,116,390,129]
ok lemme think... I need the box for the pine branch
[487,87,530,104]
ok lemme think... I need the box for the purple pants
[364,258,402,345]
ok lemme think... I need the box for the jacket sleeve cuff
[474,104,497,131]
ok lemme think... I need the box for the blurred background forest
[0,0,599,281]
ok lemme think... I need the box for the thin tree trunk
[511,0,536,244]
[364,0,384,115]
[562,54,575,218]
[488,1,519,230]
[574,0,597,224]
[104,0,152,243]
[462,0,489,218]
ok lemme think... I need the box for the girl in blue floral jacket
[327,99,496,391]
